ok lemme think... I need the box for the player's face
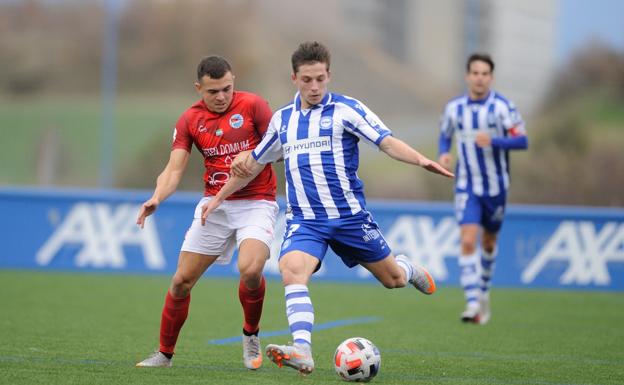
[465,60,493,99]
[195,72,235,113]
[292,62,330,109]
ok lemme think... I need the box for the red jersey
[172,91,276,201]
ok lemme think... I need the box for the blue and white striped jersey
[252,92,392,220]
[439,90,526,197]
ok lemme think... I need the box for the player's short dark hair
[466,53,495,73]
[197,55,232,80]
[291,41,331,73]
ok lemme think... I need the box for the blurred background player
[135,56,278,368]
[200,41,454,375]
[438,53,528,324]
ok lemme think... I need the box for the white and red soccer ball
[334,337,381,382]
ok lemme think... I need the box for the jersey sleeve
[252,112,283,164]
[171,113,193,152]
[438,103,454,155]
[341,99,392,147]
[252,95,273,136]
[500,101,526,137]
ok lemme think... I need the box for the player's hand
[231,151,253,178]
[475,132,492,147]
[136,198,160,228]
[421,159,455,178]
[438,153,453,171]
[200,198,222,226]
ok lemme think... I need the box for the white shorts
[180,198,279,265]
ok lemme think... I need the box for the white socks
[284,284,314,346]
[395,254,414,284]
[480,247,497,293]
[459,252,480,307]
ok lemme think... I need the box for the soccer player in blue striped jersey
[438,53,528,324]
[201,41,454,375]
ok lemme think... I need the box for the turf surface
[1,270,622,384]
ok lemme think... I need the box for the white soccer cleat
[265,343,314,375]
[478,291,491,325]
[135,351,172,367]
[411,264,437,295]
[461,302,481,324]
[242,334,263,370]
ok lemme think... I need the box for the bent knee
[238,253,267,275]
[461,240,477,255]
[280,269,300,285]
[278,260,300,281]
[279,265,312,285]
[239,268,264,289]
[171,274,194,297]
[482,240,497,254]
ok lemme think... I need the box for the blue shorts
[455,189,507,233]
[279,210,392,269]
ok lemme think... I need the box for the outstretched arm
[200,155,265,225]
[379,136,454,178]
[137,149,190,228]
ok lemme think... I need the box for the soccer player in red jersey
[135,56,277,369]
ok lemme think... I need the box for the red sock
[239,276,266,334]
[159,290,190,354]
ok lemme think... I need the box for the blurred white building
[339,0,558,115]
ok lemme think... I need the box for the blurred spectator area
[0,0,622,206]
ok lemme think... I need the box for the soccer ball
[334,337,381,382]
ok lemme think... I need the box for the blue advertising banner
[1,187,623,290]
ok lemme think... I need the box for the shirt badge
[229,113,244,129]
[320,116,333,128]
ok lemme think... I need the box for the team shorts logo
[491,206,505,222]
[361,222,381,242]
[320,116,333,128]
[229,114,244,129]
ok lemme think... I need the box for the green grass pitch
[1,270,622,384]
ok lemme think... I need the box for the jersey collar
[294,92,332,111]
[466,90,493,105]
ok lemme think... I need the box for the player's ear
[194,81,201,93]
[291,72,297,83]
